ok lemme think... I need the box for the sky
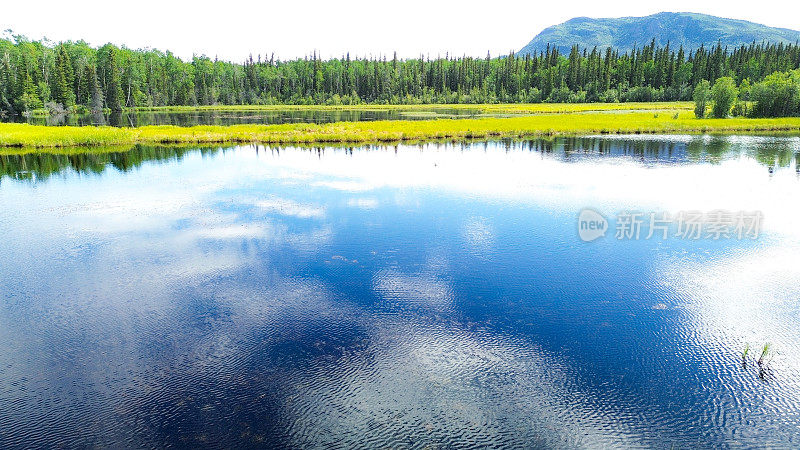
[1,1,798,62]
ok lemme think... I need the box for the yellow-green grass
[3,110,800,150]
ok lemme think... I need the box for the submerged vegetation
[3,108,800,148]
[742,342,776,381]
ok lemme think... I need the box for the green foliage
[19,77,42,111]
[693,80,711,118]
[758,342,773,366]
[623,86,661,102]
[750,69,800,117]
[739,78,752,101]
[53,45,76,108]
[741,342,777,380]
[99,45,124,112]
[731,101,750,117]
[599,89,619,103]
[1,34,800,116]
[711,77,737,118]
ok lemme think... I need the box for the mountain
[518,12,800,55]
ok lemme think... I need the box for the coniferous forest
[2,35,800,116]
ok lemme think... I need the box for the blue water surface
[1,136,800,448]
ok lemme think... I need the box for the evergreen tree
[0,52,14,113]
[104,46,123,111]
[1,34,800,113]
[87,65,104,112]
[17,55,42,111]
[53,45,75,107]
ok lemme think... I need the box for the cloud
[347,198,379,209]
[194,224,270,240]
[373,269,454,310]
[312,180,373,193]
[280,316,652,448]
[462,217,495,257]
[254,197,326,219]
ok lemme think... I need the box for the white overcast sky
[2,1,798,62]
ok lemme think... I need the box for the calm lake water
[2,136,800,447]
[3,108,488,127]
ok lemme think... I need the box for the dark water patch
[4,107,487,128]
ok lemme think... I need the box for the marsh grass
[742,342,776,381]
[758,342,773,366]
[3,108,800,149]
[757,343,775,381]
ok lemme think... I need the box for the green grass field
[2,103,799,151]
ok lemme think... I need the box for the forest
[2,34,800,115]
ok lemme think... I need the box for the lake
[2,107,490,127]
[1,135,800,447]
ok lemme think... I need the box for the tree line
[2,34,800,115]
[692,68,800,118]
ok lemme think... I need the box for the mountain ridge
[519,12,800,55]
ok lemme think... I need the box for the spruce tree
[17,55,42,111]
[105,47,123,111]
[88,65,104,112]
[53,45,75,107]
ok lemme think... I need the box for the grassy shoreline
[22,102,695,117]
[125,102,695,114]
[2,109,800,150]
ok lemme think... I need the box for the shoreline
[20,102,695,117]
[2,110,800,150]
